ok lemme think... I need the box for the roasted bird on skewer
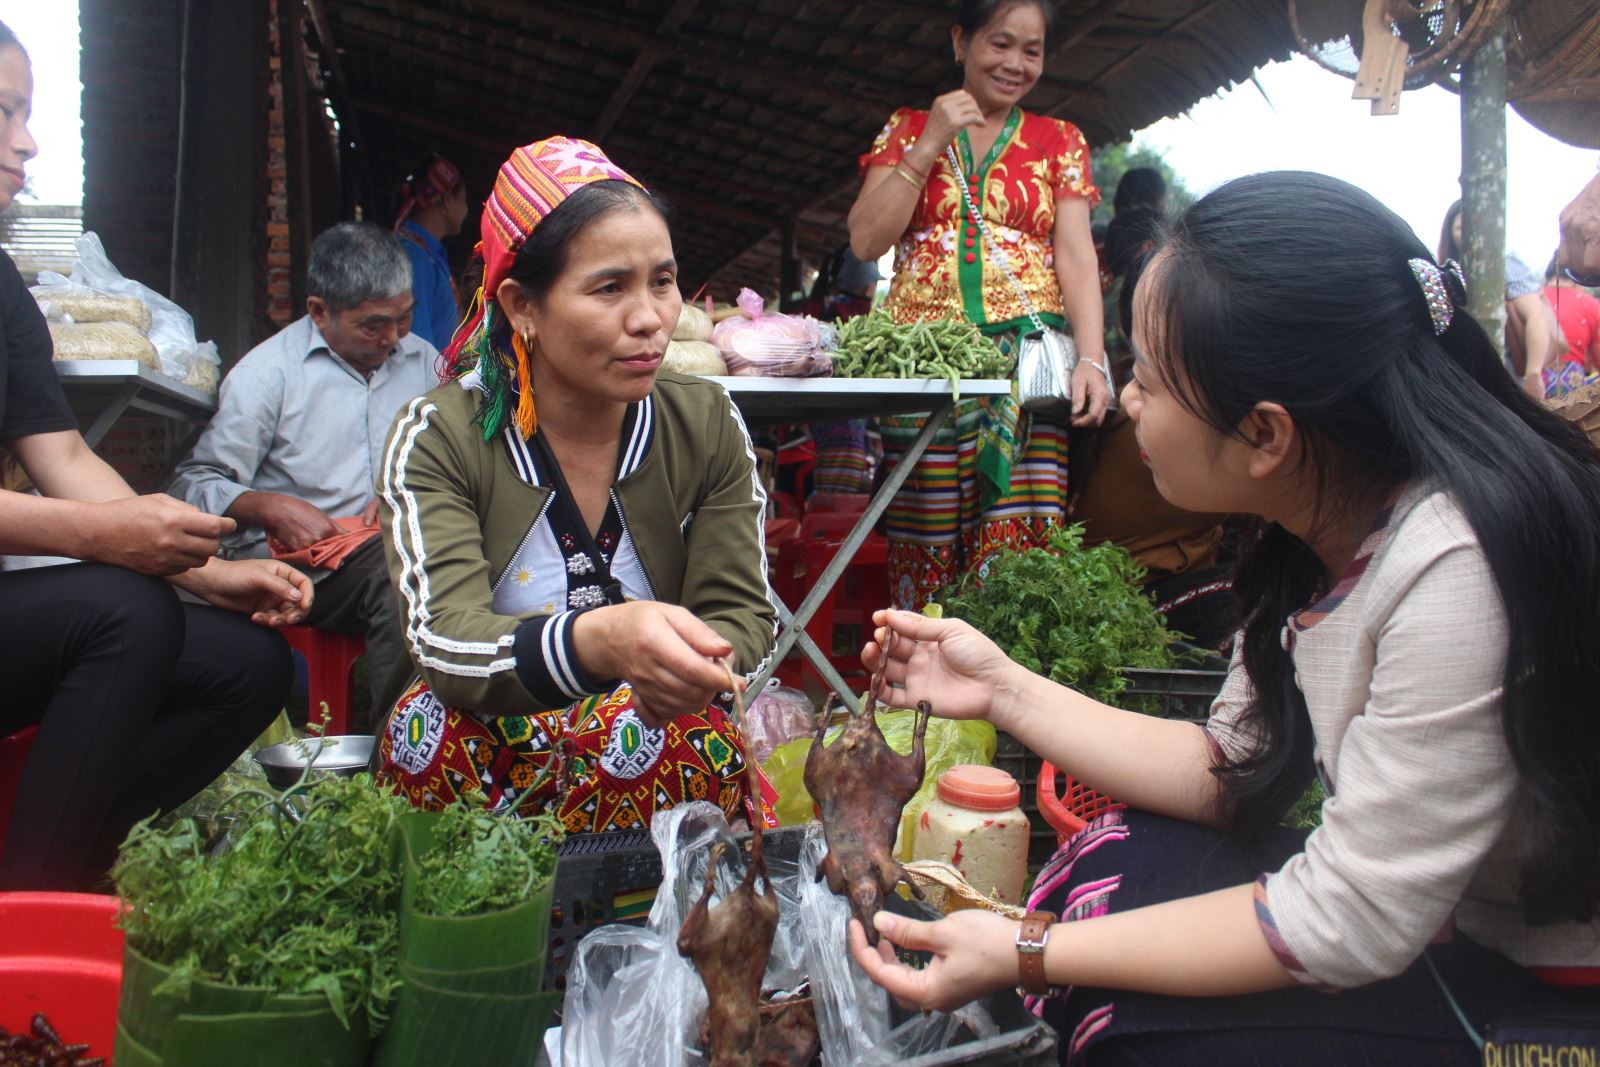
[804,627,932,945]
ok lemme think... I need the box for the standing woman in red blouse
[848,0,1111,609]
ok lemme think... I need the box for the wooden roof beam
[1043,0,1228,118]
[305,0,374,198]
[591,0,701,141]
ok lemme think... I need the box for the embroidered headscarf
[393,154,462,229]
[440,137,644,441]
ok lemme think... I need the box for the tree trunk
[1461,17,1508,360]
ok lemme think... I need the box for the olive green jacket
[377,370,776,715]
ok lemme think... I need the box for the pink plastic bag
[710,289,832,377]
[742,680,817,765]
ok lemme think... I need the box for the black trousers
[0,563,291,891]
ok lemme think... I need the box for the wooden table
[709,376,1012,706]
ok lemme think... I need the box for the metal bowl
[253,735,376,790]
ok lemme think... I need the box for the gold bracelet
[892,162,927,190]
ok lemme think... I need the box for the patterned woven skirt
[1027,809,1597,1065]
[879,331,1070,609]
[376,675,777,834]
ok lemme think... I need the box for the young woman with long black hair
[850,171,1600,1063]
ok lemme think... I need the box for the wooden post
[1460,17,1507,358]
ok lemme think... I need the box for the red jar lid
[936,764,1021,812]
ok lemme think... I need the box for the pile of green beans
[831,312,1011,393]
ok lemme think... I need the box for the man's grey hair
[306,221,412,313]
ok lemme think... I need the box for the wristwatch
[1015,910,1058,997]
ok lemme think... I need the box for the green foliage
[1089,140,1195,223]
[941,524,1178,706]
[113,774,410,1037]
[411,804,562,918]
[1283,780,1326,831]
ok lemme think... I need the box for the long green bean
[831,311,1010,385]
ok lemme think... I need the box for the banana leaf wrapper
[370,812,559,1067]
[114,943,371,1067]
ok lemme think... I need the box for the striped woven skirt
[879,409,1068,610]
[1028,809,1597,1065]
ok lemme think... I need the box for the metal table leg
[748,397,956,703]
[82,382,139,448]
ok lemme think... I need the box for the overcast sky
[1137,56,1597,275]
[4,2,1595,275]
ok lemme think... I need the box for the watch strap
[1015,909,1056,996]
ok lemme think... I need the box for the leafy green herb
[411,804,562,918]
[114,774,410,1036]
[941,524,1178,706]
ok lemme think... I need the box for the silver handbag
[947,146,1078,413]
[1016,326,1079,414]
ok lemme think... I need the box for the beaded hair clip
[1408,257,1466,335]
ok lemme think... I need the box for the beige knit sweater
[1208,485,1600,988]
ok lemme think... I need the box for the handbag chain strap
[944,145,1111,393]
[945,145,1049,338]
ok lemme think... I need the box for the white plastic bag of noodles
[36,232,214,385]
[556,803,993,1066]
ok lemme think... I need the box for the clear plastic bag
[36,232,219,391]
[711,288,833,378]
[557,803,992,1066]
[743,680,818,766]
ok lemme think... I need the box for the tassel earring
[511,330,537,438]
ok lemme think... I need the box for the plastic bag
[743,680,817,765]
[710,288,832,378]
[35,232,220,392]
[761,709,996,860]
[557,803,990,1067]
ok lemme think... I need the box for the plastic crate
[994,663,1228,869]
[548,827,1057,1064]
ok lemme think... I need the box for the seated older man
[171,222,436,729]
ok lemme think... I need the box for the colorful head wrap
[440,137,644,441]
[393,155,462,229]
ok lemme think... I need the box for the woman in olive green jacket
[375,137,777,832]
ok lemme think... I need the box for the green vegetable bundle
[832,311,1011,392]
[941,524,1179,706]
[373,806,563,1067]
[113,774,409,1066]
[112,773,565,1067]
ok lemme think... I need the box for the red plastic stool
[1037,761,1125,845]
[804,492,870,517]
[772,531,890,689]
[278,627,365,735]
[0,727,37,859]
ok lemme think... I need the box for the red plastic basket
[1036,761,1125,845]
[0,891,123,1060]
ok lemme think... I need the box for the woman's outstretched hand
[574,601,737,727]
[848,910,1022,1014]
[861,608,1012,721]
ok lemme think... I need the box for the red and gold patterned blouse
[859,106,1100,332]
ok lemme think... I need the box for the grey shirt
[170,315,436,561]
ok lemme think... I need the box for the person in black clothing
[0,22,312,891]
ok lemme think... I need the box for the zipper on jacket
[610,488,656,602]
[491,494,555,594]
